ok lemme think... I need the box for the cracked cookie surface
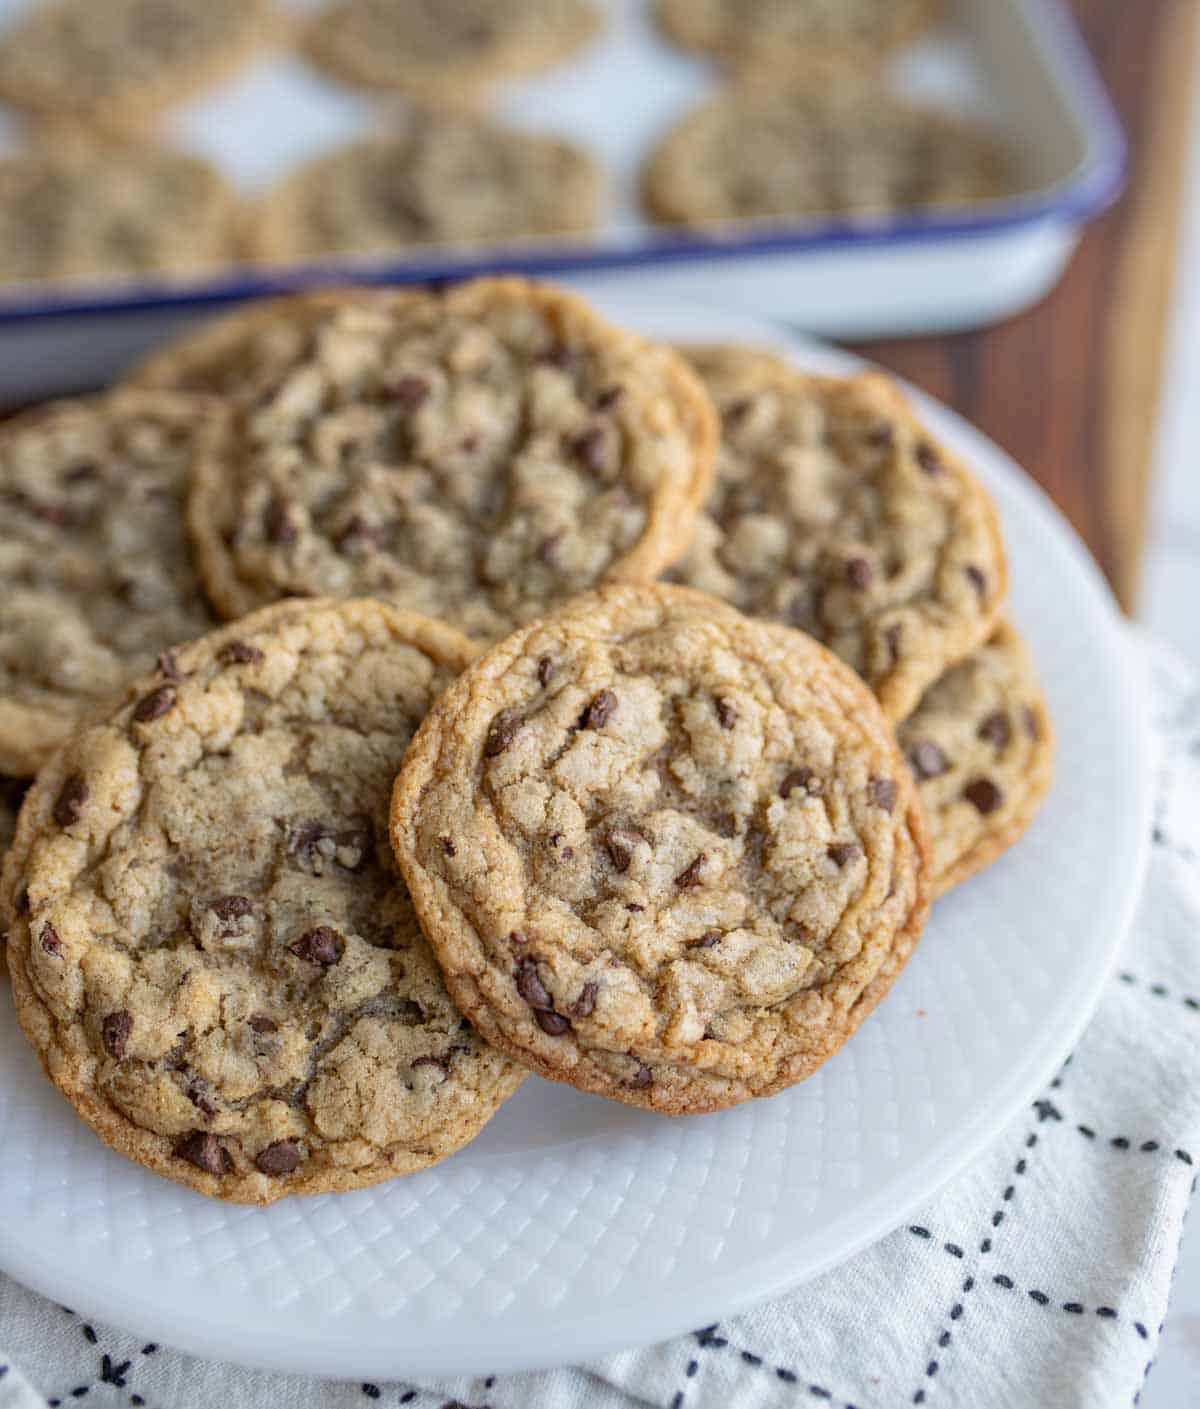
[0,390,222,776]
[0,141,237,286]
[655,0,940,73]
[132,280,716,642]
[0,0,276,132]
[390,584,931,1114]
[644,87,1007,229]
[304,0,601,105]
[250,113,602,263]
[898,621,1053,896]
[2,598,523,1203]
[665,344,1006,720]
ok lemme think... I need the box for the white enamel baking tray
[0,0,1124,401]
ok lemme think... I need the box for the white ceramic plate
[0,297,1150,1381]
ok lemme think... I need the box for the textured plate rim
[0,301,1151,1379]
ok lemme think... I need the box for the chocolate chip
[845,557,873,590]
[572,426,609,475]
[964,778,1003,814]
[392,376,430,410]
[908,740,949,780]
[867,423,895,450]
[289,926,342,965]
[101,1011,133,1059]
[1024,706,1042,741]
[174,1131,229,1176]
[157,650,183,681]
[53,774,88,828]
[965,565,987,597]
[287,819,328,863]
[439,835,456,857]
[536,532,562,565]
[335,516,385,553]
[220,640,264,666]
[916,442,942,475]
[885,624,903,665]
[537,656,555,688]
[263,495,296,545]
[625,1062,653,1089]
[725,397,753,425]
[787,592,816,630]
[715,698,737,729]
[580,689,618,730]
[484,708,523,757]
[515,957,554,1010]
[594,386,623,411]
[827,842,862,867]
[780,768,822,799]
[675,853,707,888]
[39,923,62,956]
[536,1010,571,1036]
[255,1140,300,1176]
[570,982,599,1019]
[541,345,579,373]
[186,1083,216,1117]
[605,824,641,872]
[63,461,98,484]
[14,885,28,914]
[977,711,1012,749]
[687,930,722,950]
[248,1014,277,1033]
[626,902,645,913]
[211,895,252,921]
[23,496,75,527]
[868,777,898,812]
[133,686,176,723]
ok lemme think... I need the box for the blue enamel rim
[0,0,1127,327]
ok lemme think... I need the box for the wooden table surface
[849,0,1197,614]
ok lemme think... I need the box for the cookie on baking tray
[249,111,603,263]
[304,0,601,106]
[0,0,278,132]
[0,140,238,287]
[644,86,1008,230]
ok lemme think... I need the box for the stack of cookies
[0,277,1052,1204]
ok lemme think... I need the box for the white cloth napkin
[1,636,1197,1409]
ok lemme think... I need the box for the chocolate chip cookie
[132,280,717,642]
[0,390,222,776]
[665,344,1006,721]
[655,0,941,74]
[390,584,931,1114]
[2,598,524,1203]
[643,86,1008,229]
[0,0,277,132]
[898,622,1053,897]
[304,0,601,106]
[249,113,603,264]
[0,140,238,287]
